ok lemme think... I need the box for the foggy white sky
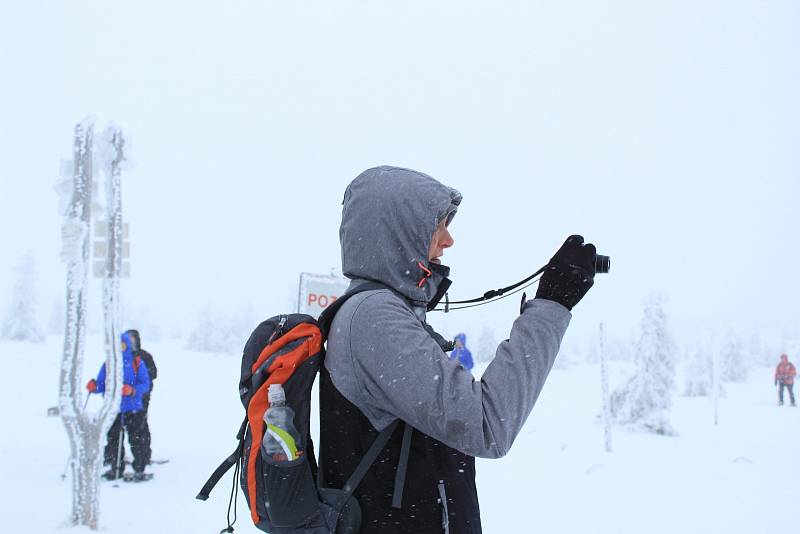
[1,1,797,348]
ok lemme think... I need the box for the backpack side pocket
[262,455,320,528]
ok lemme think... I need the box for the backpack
[138,349,157,382]
[196,284,412,534]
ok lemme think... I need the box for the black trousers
[779,383,795,405]
[142,393,152,465]
[103,411,151,473]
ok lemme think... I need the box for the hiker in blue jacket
[450,333,474,370]
[86,330,151,481]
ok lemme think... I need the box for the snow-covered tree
[185,308,229,353]
[604,334,634,362]
[777,328,800,367]
[49,295,66,335]
[683,347,713,397]
[749,330,787,369]
[475,324,498,364]
[1,252,45,343]
[610,294,677,435]
[583,333,598,363]
[553,340,578,369]
[760,331,795,370]
[720,332,748,382]
[186,304,257,354]
[581,327,632,364]
[123,303,163,343]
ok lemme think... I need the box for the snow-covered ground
[2,335,797,533]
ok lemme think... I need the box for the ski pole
[60,395,92,481]
[114,413,125,479]
[60,453,72,481]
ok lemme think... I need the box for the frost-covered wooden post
[598,322,612,452]
[99,124,126,408]
[56,119,124,529]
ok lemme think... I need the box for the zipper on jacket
[437,480,450,534]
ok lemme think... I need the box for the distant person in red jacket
[774,353,796,407]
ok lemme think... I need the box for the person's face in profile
[428,219,454,265]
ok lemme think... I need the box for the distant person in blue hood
[86,330,151,481]
[450,333,474,370]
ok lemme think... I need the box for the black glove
[535,235,596,311]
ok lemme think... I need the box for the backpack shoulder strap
[331,420,413,513]
[392,421,413,509]
[340,419,400,497]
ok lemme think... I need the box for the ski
[122,472,154,482]
[125,458,169,465]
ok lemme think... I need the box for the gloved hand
[775,379,779,387]
[535,235,596,311]
[122,384,135,396]
[86,379,97,393]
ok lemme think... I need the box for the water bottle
[262,384,303,463]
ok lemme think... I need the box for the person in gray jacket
[319,165,597,533]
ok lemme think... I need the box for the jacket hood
[121,331,135,362]
[455,333,467,344]
[339,166,462,305]
[125,329,141,352]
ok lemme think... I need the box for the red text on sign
[307,294,339,309]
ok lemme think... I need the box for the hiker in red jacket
[774,353,796,407]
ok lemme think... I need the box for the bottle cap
[268,383,286,404]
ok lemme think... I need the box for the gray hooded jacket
[325,165,571,459]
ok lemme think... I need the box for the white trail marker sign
[297,272,350,318]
